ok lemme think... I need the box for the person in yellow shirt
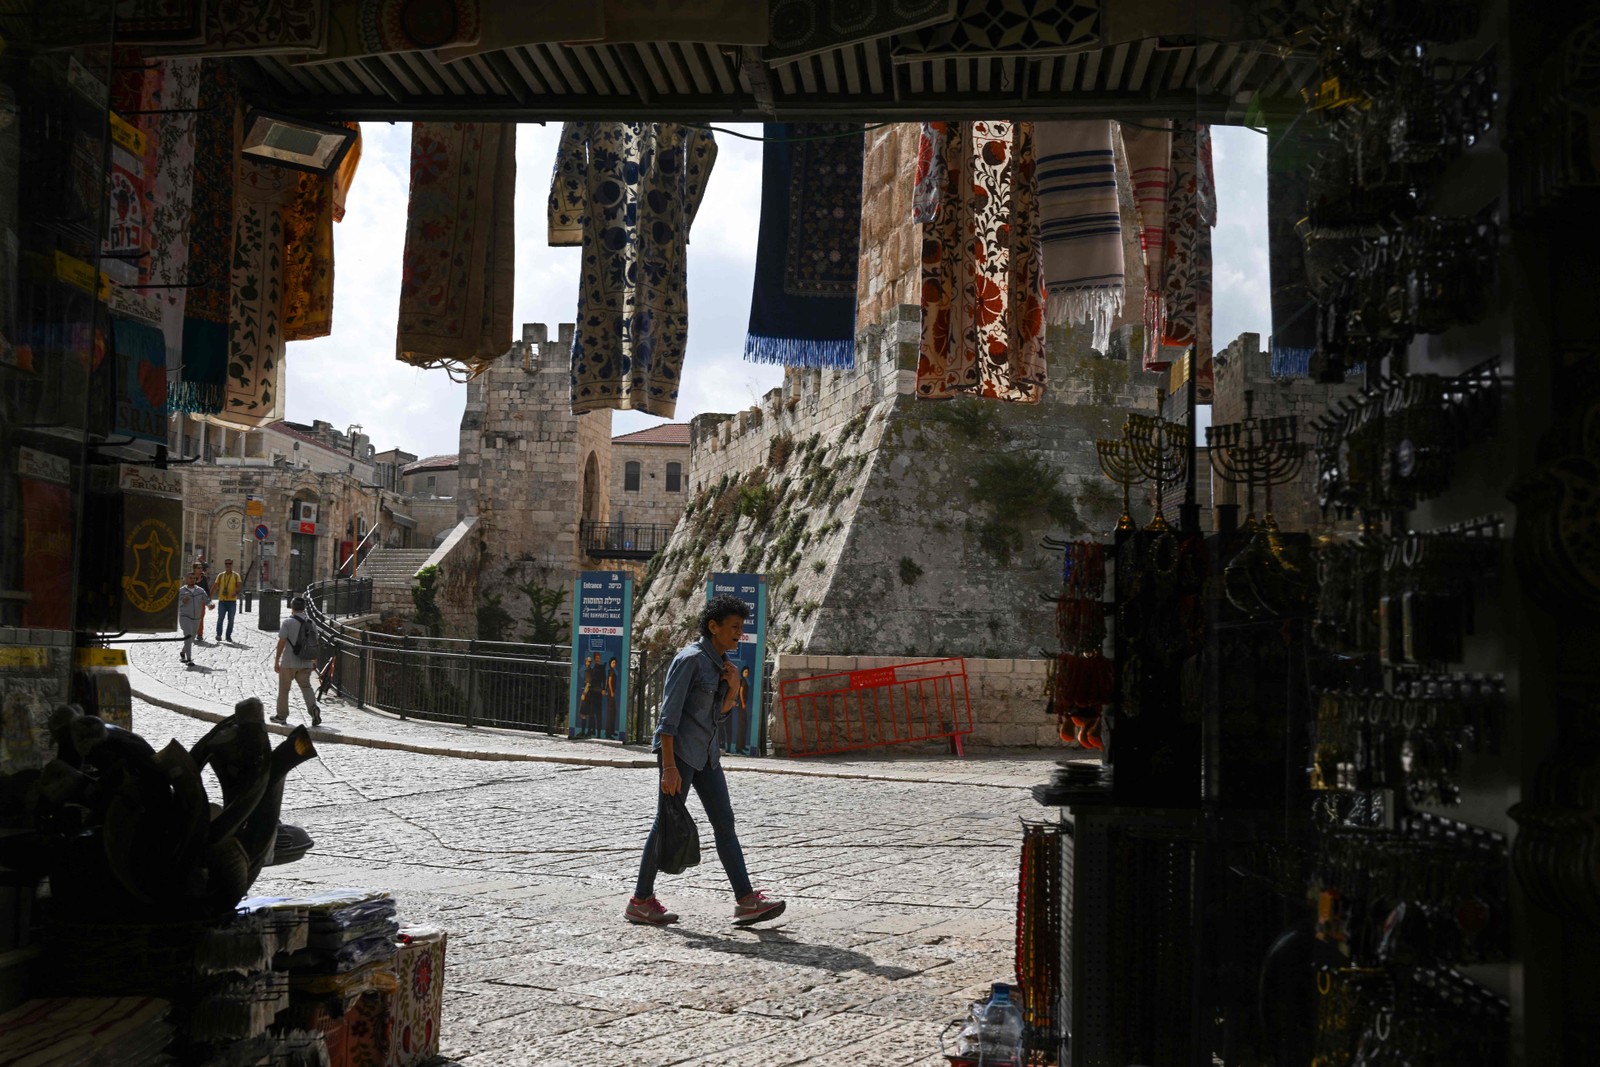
[212,558,243,642]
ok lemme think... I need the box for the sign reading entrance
[569,571,632,741]
[707,573,767,755]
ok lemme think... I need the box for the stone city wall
[770,654,1058,751]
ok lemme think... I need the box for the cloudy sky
[283,123,1267,459]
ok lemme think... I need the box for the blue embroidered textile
[743,122,863,370]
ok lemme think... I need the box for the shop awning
[388,512,417,530]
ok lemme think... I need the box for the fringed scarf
[1267,122,1318,377]
[1035,120,1123,353]
[397,122,516,379]
[913,120,1048,403]
[1160,121,1216,373]
[112,314,169,444]
[1120,119,1172,371]
[744,122,863,370]
[172,60,237,414]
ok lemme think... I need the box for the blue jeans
[215,600,237,640]
[634,753,752,901]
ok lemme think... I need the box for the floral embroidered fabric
[220,159,295,427]
[1159,121,1216,374]
[913,120,1047,403]
[549,121,718,418]
[397,122,516,378]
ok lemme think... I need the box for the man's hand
[719,659,739,711]
[661,764,682,796]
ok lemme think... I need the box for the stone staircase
[356,548,435,584]
[356,548,436,618]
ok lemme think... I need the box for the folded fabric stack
[187,900,319,1062]
[0,997,174,1065]
[277,890,401,1067]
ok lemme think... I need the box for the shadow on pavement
[664,926,918,980]
[184,663,218,674]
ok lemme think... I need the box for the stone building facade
[609,424,691,529]
[169,415,396,591]
[402,455,460,499]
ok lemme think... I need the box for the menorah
[1124,412,1189,531]
[1206,390,1307,525]
[1094,435,1144,534]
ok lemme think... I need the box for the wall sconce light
[241,111,357,175]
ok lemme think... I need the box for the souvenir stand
[1024,2,1593,1064]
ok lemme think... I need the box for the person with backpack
[272,595,322,727]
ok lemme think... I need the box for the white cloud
[1211,125,1271,352]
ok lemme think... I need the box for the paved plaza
[123,619,1058,1065]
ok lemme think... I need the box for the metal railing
[305,576,373,618]
[579,520,676,560]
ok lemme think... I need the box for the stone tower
[445,323,612,635]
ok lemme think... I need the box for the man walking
[625,595,785,927]
[177,571,206,665]
[212,558,242,642]
[272,595,322,727]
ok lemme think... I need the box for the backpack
[290,617,325,661]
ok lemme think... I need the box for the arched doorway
[581,451,600,525]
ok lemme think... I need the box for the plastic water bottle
[955,982,1025,1065]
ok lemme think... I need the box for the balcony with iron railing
[579,520,675,560]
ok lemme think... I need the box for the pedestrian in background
[212,558,242,642]
[624,595,785,928]
[191,561,210,642]
[272,595,322,727]
[177,572,206,665]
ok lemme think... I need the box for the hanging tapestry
[1035,120,1123,353]
[914,120,1047,403]
[768,0,954,61]
[1267,122,1318,377]
[397,122,515,378]
[174,61,238,414]
[1119,119,1172,371]
[103,114,148,290]
[220,160,297,427]
[892,0,1098,60]
[112,315,169,443]
[1159,121,1216,375]
[38,0,204,45]
[133,59,200,377]
[438,7,604,62]
[283,124,361,341]
[550,121,718,418]
[744,122,863,370]
[296,0,480,64]
[599,0,767,44]
[146,0,329,57]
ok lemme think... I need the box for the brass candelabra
[1124,411,1189,531]
[1205,390,1307,526]
[1095,435,1144,534]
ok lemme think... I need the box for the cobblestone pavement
[133,699,1045,1066]
[123,616,1061,789]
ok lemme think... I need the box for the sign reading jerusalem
[569,571,632,740]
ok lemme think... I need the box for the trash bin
[242,589,254,613]
[258,589,282,631]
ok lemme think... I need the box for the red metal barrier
[779,658,973,758]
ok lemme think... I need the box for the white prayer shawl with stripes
[1036,120,1124,353]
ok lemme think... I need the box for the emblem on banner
[122,517,179,613]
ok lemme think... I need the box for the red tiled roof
[403,453,460,474]
[611,423,691,446]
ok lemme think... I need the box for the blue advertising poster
[569,571,632,740]
[707,573,766,755]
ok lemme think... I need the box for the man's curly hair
[699,594,750,638]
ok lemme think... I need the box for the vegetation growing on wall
[516,569,567,646]
[899,557,924,585]
[476,593,512,642]
[412,564,444,637]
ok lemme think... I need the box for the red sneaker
[624,896,679,926]
[733,890,787,926]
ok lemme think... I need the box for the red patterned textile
[913,120,1047,403]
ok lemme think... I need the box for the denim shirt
[652,637,729,770]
